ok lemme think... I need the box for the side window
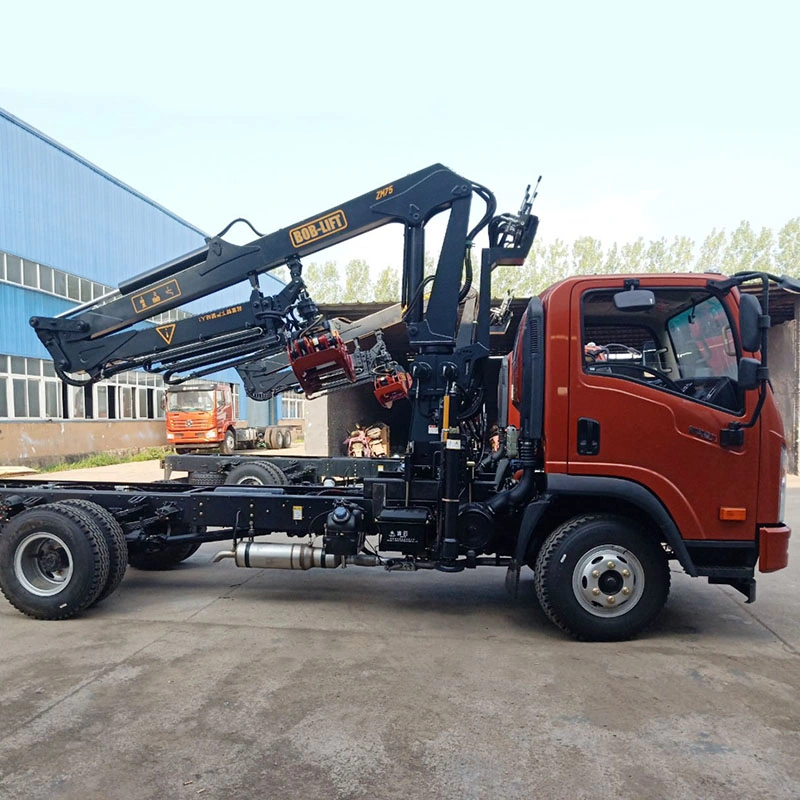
[582,288,743,414]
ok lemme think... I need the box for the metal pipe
[118,245,210,296]
[212,542,382,570]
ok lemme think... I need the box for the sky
[2,0,798,275]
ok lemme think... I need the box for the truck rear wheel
[280,427,292,448]
[534,513,670,641]
[55,500,128,605]
[188,471,225,486]
[267,428,284,449]
[225,461,288,486]
[0,504,110,619]
[128,542,200,570]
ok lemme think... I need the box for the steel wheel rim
[14,532,74,596]
[572,544,644,618]
[235,477,264,486]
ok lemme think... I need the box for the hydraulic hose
[485,439,537,515]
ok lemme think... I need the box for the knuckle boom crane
[30,163,538,442]
[3,163,790,641]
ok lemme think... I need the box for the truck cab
[165,381,237,454]
[504,274,789,638]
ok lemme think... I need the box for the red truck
[165,381,290,453]
[3,164,793,641]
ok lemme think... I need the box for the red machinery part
[288,331,356,395]
[374,372,412,408]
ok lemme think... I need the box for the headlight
[778,445,787,522]
[205,430,218,440]
[166,433,175,440]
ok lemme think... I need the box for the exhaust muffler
[213,542,379,570]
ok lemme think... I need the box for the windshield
[167,391,215,412]
[667,296,738,380]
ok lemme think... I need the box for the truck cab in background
[165,381,239,454]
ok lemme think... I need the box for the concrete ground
[0,465,799,800]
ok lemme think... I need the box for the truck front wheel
[221,428,237,455]
[534,514,670,641]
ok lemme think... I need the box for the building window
[23,259,38,288]
[281,395,305,419]
[119,386,134,419]
[70,385,86,419]
[39,264,54,293]
[6,255,21,283]
[95,385,109,419]
[44,382,61,418]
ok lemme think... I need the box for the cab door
[567,278,759,542]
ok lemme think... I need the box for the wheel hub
[14,532,75,597]
[572,545,644,617]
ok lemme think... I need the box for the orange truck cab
[165,382,238,455]
[503,273,790,638]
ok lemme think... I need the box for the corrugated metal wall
[0,109,287,424]
[0,284,72,358]
[0,110,205,283]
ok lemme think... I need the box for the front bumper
[758,524,791,573]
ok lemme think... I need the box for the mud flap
[504,558,521,599]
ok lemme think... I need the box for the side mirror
[614,289,656,312]
[738,357,761,390]
[739,293,762,352]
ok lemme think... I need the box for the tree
[645,238,668,272]
[303,260,342,303]
[535,239,570,292]
[572,237,604,276]
[666,236,695,272]
[604,243,621,274]
[695,228,727,273]
[373,265,401,302]
[619,238,646,273]
[776,218,800,277]
[343,258,371,302]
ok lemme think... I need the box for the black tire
[55,500,128,605]
[534,513,670,641]
[221,428,237,455]
[269,429,285,450]
[188,470,225,486]
[280,428,293,449]
[225,462,278,486]
[128,543,199,571]
[0,504,110,620]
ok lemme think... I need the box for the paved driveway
[0,466,798,799]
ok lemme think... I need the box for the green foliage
[343,259,371,302]
[373,265,401,302]
[304,260,342,303]
[776,218,800,277]
[41,447,169,473]
[279,217,800,303]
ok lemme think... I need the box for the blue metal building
[0,108,286,458]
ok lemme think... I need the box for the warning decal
[156,324,176,345]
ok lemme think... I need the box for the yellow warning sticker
[131,279,182,314]
[156,324,176,345]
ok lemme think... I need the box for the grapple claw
[288,330,355,395]
[373,371,412,408]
